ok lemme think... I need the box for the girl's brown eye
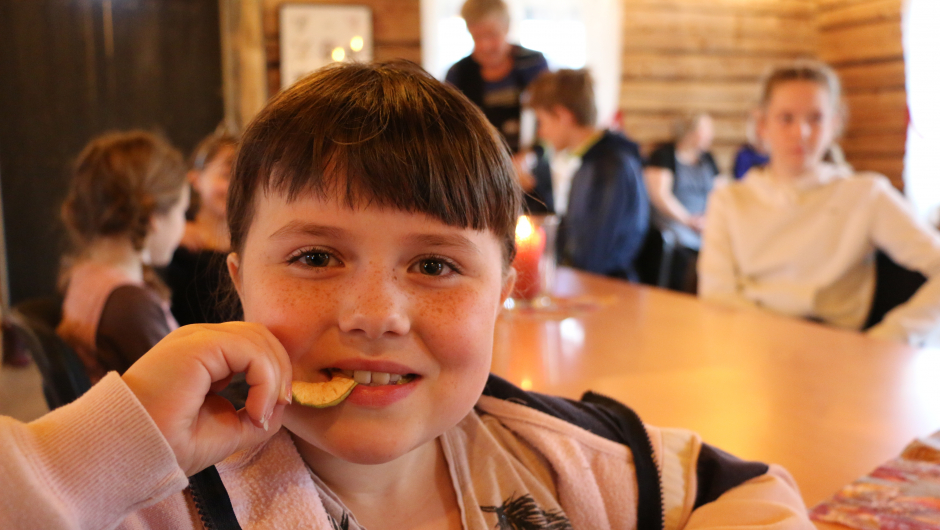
[420,260,445,276]
[300,252,331,267]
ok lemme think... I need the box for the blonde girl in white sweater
[698,61,940,345]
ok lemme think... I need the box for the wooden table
[491,267,940,508]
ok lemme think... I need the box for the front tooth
[388,374,401,383]
[353,370,372,384]
[372,372,391,385]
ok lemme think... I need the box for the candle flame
[331,47,346,62]
[515,215,534,241]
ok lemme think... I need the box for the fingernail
[261,410,271,432]
[284,382,293,404]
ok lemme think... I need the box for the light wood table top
[491,267,940,508]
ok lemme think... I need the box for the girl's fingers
[193,323,289,430]
[253,326,294,404]
[209,374,234,394]
[123,323,294,474]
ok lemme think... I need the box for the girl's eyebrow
[268,221,347,241]
[267,222,481,255]
[406,233,482,256]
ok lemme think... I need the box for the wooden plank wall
[817,0,906,188]
[260,0,420,97]
[620,0,818,172]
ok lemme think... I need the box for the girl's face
[191,144,235,219]
[758,80,839,177]
[229,190,514,465]
[145,186,189,266]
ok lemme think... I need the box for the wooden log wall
[233,0,906,186]
[260,0,420,97]
[619,0,818,173]
[817,0,906,188]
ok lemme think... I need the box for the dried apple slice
[292,375,357,408]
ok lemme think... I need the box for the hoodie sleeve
[698,185,761,311]
[0,373,188,530]
[683,465,813,529]
[652,427,813,530]
[865,175,940,345]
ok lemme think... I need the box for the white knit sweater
[699,163,940,346]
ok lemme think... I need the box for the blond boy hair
[460,0,509,26]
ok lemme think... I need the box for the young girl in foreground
[57,131,189,381]
[1,62,811,529]
[699,61,940,346]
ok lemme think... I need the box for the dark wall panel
[0,0,224,305]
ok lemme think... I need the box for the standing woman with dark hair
[57,131,189,382]
[162,129,240,326]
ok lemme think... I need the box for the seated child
[162,127,241,325]
[57,131,189,382]
[699,60,940,346]
[2,62,811,529]
[526,68,650,281]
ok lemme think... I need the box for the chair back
[3,297,91,409]
[863,251,928,330]
[636,225,678,288]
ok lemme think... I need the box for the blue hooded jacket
[560,131,650,281]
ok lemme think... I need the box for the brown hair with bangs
[227,60,522,265]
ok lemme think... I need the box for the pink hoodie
[0,373,813,529]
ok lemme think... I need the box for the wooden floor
[0,360,49,422]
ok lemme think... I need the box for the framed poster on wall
[279,4,373,90]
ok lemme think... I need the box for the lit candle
[512,215,546,300]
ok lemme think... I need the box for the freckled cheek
[241,274,339,360]
[418,288,501,368]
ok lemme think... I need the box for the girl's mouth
[327,368,416,386]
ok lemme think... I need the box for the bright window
[903,0,940,220]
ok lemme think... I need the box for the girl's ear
[552,105,573,126]
[227,252,243,298]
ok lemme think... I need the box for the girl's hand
[121,322,293,476]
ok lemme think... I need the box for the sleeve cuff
[21,372,188,527]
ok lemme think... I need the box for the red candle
[512,216,546,300]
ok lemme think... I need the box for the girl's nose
[798,120,812,139]
[337,269,411,340]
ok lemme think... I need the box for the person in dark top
[445,0,552,213]
[162,128,241,325]
[644,114,720,291]
[527,69,649,280]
